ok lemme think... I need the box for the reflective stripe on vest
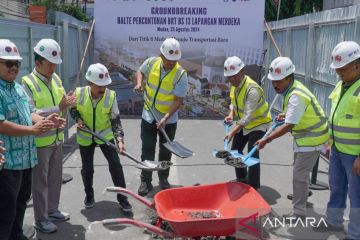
[144,57,185,113]
[329,79,360,155]
[230,76,272,130]
[284,80,329,147]
[75,86,115,146]
[21,73,64,147]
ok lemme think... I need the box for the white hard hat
[0,39,22,60]
[224,56,245,77]
[267,57,296,81]
[34,39,62,64]
[330,41,360,69]
[160,38,181,61]
[85,63,112,86]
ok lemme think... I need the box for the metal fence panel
[0,13,92,140]
[263,4,360,116]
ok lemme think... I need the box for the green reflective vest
[144,57,185,113]
[283,80,329,147]
[230,76,272,130]
[21,73,64,147]
[75,86,115,146]
[329,79,360,155]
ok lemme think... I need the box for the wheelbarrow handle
[102,218,175,238]
[105,187,155,209]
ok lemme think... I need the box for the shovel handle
[243,121,285,162]
[78,127,150,168]
[224,124,230,150]
[134,89,172,142]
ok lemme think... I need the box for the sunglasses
[0,61,21,69]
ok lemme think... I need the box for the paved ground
[23,119,347,240]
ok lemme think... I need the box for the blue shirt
[0,79,38,170]
[139,57,188,124]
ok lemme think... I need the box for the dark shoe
[13,235,29,240]
[312,220,344,232]
[138,181,153,196]
[84,196,95,209]
[282,211,306,224]
[159,179,171,190]
[119,198,132,212]
[287,191,313,200]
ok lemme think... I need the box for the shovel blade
[135,160,173,172]
[230,151,260,167]
[163,141,194,158]
[212,149,232,158]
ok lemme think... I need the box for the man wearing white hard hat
[223,56,272,190]
[70,63,132,212]
[134,38,188,196]
[313,41,360,239]
[0,39,60,240]
[21,39,76,233]
[256,56,329,221]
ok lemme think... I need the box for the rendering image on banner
[94,0,265,118]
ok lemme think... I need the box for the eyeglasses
[0,60,21,69]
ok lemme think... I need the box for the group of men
[0,36,359,240]
[224,41,360,240]
[0,38,132,240]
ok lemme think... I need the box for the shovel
[213,121,233,158]
[225,120,284,168]
[134,89,194,158]
[77,127,171,171]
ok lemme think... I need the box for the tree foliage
[265,0,323,21]
[30,0,89,22]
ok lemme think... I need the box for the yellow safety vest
[21,73,64,147]
[230,76,272,130]
[329,79,360,155]
[283,80,329,147]
[144,57,185,113]
[75,86,115,146]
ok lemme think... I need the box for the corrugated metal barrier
[0,11,93,141]
[263,4,360,116]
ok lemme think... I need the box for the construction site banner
[94,0,265,117]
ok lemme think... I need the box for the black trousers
[0,168,32,240]
[79,140,127,202]
[231,130,265,189]
[140,119,177,183]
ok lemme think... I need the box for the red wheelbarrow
[102,182,271,238]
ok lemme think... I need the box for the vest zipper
[151,65,172,108]
[37,76,59,145]
[91,89,104,144]
[331,84,347,151]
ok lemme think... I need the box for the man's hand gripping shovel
[134,88,194,158]
[213,121,233,159]
[77,126,171,171]
[214,120,284,168]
